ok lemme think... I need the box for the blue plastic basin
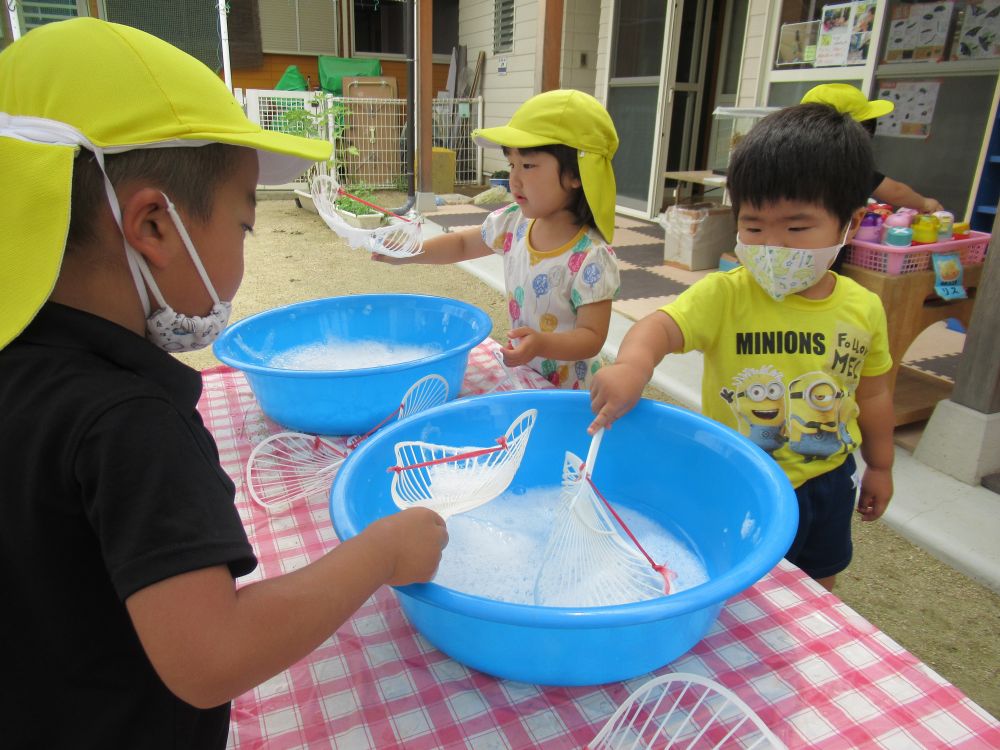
[330,390,798,686]
[213,294,492,435]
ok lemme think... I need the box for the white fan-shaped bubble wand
[246,432,348,511]
[347,373,450,449]
[245,374,449,510]
[533,429,675,608]
[388,409,537,519]
[310,174,424,258]
[588,672,785,750]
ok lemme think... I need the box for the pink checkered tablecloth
[197,338,1000,749]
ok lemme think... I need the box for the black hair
[727,103,873,226]
[67,143,246,251]
[501,144,596,233]
[860,117,877,136]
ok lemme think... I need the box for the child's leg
[784,454,858,590]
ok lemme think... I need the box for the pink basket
[846,231,990,275]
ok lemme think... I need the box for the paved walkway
[421,217,1000,594]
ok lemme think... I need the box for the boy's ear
[119,188,180,270]
[845,206,867,240]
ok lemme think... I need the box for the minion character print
[720,365,787,454]
[784,370,856,460]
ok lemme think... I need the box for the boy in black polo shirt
[0,19,447,749]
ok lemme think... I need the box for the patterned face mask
[734,227,849,301]
[125,193,232,353]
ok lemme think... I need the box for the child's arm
[504,299,612,367]
[125,506,447,709]
[854,372,894,521]
[371,226,492,266]
[588,310,684,434]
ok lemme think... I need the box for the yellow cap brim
[472,125,559,150]
[0,138,74,349]
[855,99,894,122]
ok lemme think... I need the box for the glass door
[607,0,717,217]
[606,0,672,215]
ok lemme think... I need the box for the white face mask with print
[734,227,849,301]
[123,193,232,353]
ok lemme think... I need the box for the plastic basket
[845,231,990,276]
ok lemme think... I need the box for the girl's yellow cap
[473,89,619,244]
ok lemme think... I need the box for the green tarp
[317,56,381,95]
[275,65,308,91]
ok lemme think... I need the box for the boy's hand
[857,466,892,522]
[367,507,448,585]
[504,327,542,366]
[588,362,648,434]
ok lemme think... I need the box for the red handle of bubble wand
[388,437,510,473]
[586,475,675,594]
[337,188,414,223]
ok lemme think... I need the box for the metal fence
[241,89,484,191]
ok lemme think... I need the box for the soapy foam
[268,340,442,371]
[433,486,709,605]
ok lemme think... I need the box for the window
[353,0,458,57]
[494,0,514,54]
[17,0,82,33]
[103,0,222,72]
[259,0,338,56]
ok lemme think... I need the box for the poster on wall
[815,3,854,66]
[776,21,820,66]
[847,1,877,63]
[883,2,955,62]
[952,0,1000,59]
[875,81,940,138]
[814,1,877,66]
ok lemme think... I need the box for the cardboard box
[661,202,736,271]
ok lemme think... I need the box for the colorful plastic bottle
[884,226,913,247]
[952,221,971,240]
[911,214,940,245]
[933,211,954,242]
[855,212,883,243]
[882,212,913,243]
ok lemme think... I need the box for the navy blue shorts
[784,454,858,580]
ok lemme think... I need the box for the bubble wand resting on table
[246,375,449,511]
[311,174,424,258]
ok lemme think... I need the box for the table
[663,169,728,206]
[841,263,983,426]
[198,339,1000,749]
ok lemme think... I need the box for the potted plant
[333,183,384,229]
[489,169,510,191]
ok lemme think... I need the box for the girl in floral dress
[375,89,620,389]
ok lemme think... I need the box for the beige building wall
[560,0,600,94]
[460,0,540,176]
[736,0,772,106]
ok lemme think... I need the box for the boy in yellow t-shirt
[589,103,895,592]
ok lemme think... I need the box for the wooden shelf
[841,262,983,427]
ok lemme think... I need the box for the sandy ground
[176,197,1000,720]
